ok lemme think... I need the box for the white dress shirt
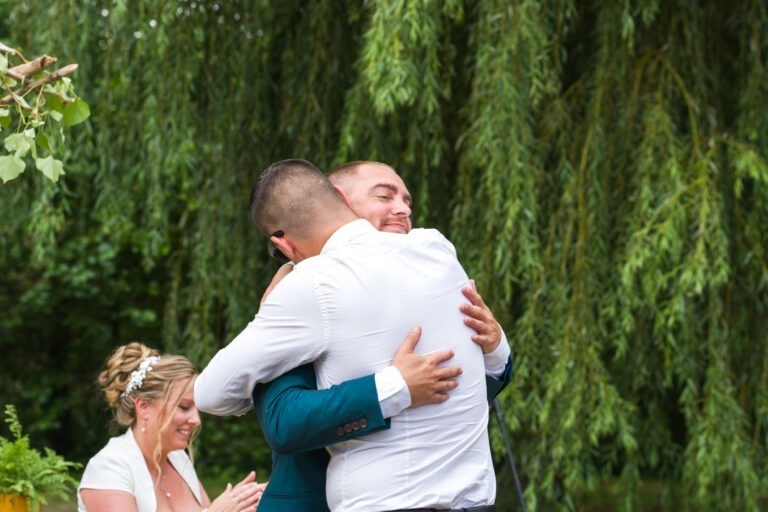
[195,219,495,511]
[375,332,510,419]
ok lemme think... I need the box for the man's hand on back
[391,326,462,407]
[460,279,502,354]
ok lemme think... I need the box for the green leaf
[0,154,26,183]
[4,132,34,157]
[46,95,65,113]
[0,108,10,129]
[35,156,65,183]
[62,98,90,126]
[36,131,51,151]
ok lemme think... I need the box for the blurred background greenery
[1,1,767,510]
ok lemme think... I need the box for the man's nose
[395,199,411,217]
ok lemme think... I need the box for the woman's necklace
[160,472,172,499]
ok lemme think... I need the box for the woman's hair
[98,342,200,476]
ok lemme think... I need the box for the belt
[383,507,495,512]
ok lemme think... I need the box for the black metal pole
[492,398,527,512]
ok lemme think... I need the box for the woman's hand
[207,471,267,512]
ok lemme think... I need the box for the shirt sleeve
[483,326,510,377]
[374,365,411,418]
[195,268,327,416]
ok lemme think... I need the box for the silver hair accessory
[122,355,161,398]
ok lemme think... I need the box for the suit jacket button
[344,423,353,432]
[360,418,368,428]
[352,421,360,430]
[336,427,345,436]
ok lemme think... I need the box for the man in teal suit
[251,162,513,511]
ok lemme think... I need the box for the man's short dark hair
[250,158,347,240]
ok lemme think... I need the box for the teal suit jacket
[253,358,514,512]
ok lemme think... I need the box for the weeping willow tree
[1,1,766,510]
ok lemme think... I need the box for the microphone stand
[492,398,527,512]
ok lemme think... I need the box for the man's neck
[293,215,359,263]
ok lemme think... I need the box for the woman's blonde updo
[98,342,199,427]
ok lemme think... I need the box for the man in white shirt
[195,158,496,511]
[263,160,511,380]
[327,161,508,361]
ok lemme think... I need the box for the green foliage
[0,405,80,510]
[1,1,767,510]
[0,44,89,183]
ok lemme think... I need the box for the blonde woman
[78,342,265,512]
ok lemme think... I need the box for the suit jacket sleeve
[253,364,390,455]
[485,355,514,403]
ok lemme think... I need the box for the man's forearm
[255,365,390,453]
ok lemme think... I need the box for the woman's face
[153,378,201,453]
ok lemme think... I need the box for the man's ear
[271,234,298,262]
[334,184,353,209]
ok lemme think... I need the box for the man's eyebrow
[370,183,396,194]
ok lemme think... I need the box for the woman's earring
[142,416,148,433]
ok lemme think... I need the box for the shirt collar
[321,219,376,255]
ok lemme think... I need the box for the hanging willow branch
[1,2,766,511]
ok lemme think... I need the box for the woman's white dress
[77,428,202,512]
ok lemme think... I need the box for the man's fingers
[430,392,451,404]
[463,315,487,332]
[471,333,491,345]
[394,326,422,357]
[433,365,462,380]
[436,379,459,393]
[461,302,491,324]
[461,286,479,304]
[462,285,486,308]
[427,348,455,366]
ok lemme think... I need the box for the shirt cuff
[374,365,412,419]
[484,327,510,377]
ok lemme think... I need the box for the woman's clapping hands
[208,471,267,512]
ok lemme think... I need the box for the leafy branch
[0,42,90,184]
